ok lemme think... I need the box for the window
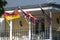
[19,21,23,26]
[40,18,45,32]
[56,18,60,24]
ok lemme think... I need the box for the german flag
[4,10,20,20]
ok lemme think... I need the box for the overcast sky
[5,0,60,7]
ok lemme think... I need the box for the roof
[4,3,60,12]
[41,3,60,8]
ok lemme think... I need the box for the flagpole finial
[18,6,23,12]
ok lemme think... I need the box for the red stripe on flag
[4,12,11,17]
[13,10,19,15]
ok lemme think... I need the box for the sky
[5,0,60,7]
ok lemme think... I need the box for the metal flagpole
[10,17,12,40]
[4,18,6,33]
[0,18,4,33]
[19,6,32,40]
[29,17,31,40]
[49,11,52,40]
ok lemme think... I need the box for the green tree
[0,0,7,17]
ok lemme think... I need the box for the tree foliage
[0,0,7,17]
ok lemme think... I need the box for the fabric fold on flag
[20,8,42,23]
[4,10,20,20]
[12,10,20,19]
[21,10,27,18]
[4,13,11,20]
[20,9,36,23]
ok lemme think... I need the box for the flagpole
[10,18,12,40]
[29,17,31,40]
[19,7,32,40]
[49,11,52,40]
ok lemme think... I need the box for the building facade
[0,3,60,40]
